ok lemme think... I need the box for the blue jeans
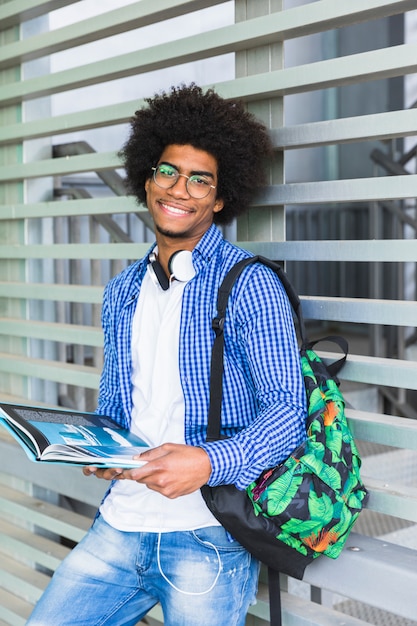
[27,514,259,626]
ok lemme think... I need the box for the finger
[83,466,98,476]
[106,468,124,479]
[84,466,124,480]
[133,446,164,461]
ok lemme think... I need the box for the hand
[90,443,212,499]
[82,466,124,481]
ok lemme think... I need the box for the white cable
[156,532,222,596]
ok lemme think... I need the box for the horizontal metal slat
[1,239,416,262]
[0,99,139,145]
[302,296,417,327]
[0,195,142,220]
[1,0,413,71]
[0,483,90,543]
[0,446,107,507]
[0,553,48,608]
[2,297,415,331]
[243,239,417,262]
[0,0,414,144]
[279,590,369,626]
[250,584,370,626]
[0,394,46,407]
[0,353,101,388]
[1,26,416,107]
[2,100,417,149]
[254,174,417,206]
[0,0,80,30]
[347,408,417,450]
[0,294,417,330]
[0,242,148,260]
[0,281,103,303]
[361,476,417,524]
[0,518,70,572]
[0,20,256,106]
[5,349,412,391]
[305,533,417,622]
[5,298,414,332]
[272,108,417,149]
[0,319,103,347]
[0,585,31,626]
[324,351,417,391]
[220,43,417,102]
[0,0,228,69]
[0,151,120,182]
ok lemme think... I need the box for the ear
[213,198,224,214]
[145,177,151,194]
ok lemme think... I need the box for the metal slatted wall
[1,0,417,623]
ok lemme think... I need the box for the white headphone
[148,250,195,290]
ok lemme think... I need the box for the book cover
[0,402,149,468]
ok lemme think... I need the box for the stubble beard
[155,223,188,239]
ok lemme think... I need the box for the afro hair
[119,84,273,225]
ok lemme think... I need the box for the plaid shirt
[97,224,306,489]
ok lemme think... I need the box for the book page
[0,404,150,466]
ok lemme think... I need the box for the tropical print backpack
[247,336,368,562]
[202,255,369,582]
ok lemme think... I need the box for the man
[27,84,306,626]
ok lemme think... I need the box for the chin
[155,225,188,239]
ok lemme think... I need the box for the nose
[168,173,190,197]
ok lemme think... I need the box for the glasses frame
[151,165,216,199]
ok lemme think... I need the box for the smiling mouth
[159,201,192,216]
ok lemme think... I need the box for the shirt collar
[138,224,223,276]
[192,224,223,269]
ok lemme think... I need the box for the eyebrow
[159,161,215,180]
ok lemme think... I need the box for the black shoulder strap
[208,256,293,626]
[207,255,348,441]
[207,255,305,442]
[213,255,306,343]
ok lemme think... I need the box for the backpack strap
[207,255,307,442]
[213,255,307,343]
[208,255,293,625]
[305,335,348,379]
[268,567,283,626]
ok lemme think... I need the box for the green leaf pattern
[247,346,368,561]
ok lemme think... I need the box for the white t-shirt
[100,269,219,532]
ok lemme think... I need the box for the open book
[0,402,150,468]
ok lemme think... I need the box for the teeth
[161,203,189,215]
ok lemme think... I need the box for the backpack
[201,255,369,625]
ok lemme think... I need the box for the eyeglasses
[151,163,216,199]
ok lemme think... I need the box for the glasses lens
[154,164,178,188]
[152,164,214,199]
[187,175,212,199]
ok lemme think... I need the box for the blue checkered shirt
[97,224,306,489]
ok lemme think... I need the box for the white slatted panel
[0,0,414,462]
[0,0,415,476]
[1,2,417,623]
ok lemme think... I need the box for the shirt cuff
[199,438,246,487]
